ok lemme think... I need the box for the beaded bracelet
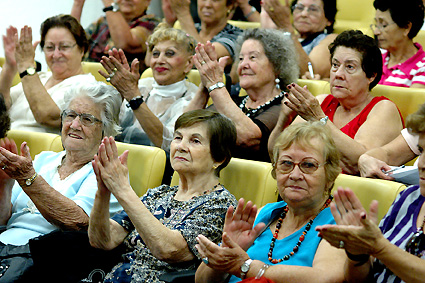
[346,251,370,266]
[255,263,270,279]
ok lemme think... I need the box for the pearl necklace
[268,196,333,263]
[239,92,284,117]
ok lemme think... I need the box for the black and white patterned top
[105,184,237,283]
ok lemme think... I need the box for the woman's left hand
[193,42,229,90]
[316,187,385,257]
[94,136,130,196]
[284,83,326,122]
[14,26,39,70]
[196,232,250,277]
[0,139,35,182]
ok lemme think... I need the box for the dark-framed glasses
[293,3,322,16]
[61,109,101,127]
[405,229,425,257]
[276,158,325,174]
[43,43,77,53]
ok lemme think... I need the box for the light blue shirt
[0,151,122,245]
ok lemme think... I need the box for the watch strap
[208,82,225,93]
[24,172,38,187]
[126,96,144,110]
[103,5,113,12]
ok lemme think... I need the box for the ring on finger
[202,257,209,265]
[339,240,345,249]
[200,61,206,65]
[1,165,6,170]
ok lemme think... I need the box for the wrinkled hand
[358,154,394,180]
[196,233,250,277]
[261,0,292,30]
[3,26,18,69]
[0,138,18,182]
[169,0,191,16]
[14,26,38,69]
[284,83,325,122]
[193,42,229,90]
[93,136,130,196]
[222,198,265,251]
[316,187,384,256]
[100,48,140,100]
[162,0,178,25]
[0,139,35,182]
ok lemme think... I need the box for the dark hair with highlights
[175,109,237,176]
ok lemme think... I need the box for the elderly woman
[100,23,198,152]
[317,104,425,282]
[195,122,346,282]
[0,82,122,247]
[166,0,243,68]
[373,0,425,88]
[268,30,404,174]
[89,109,238,282]
[187,28,298,162]
[0,15,97,134]
[261,0,338,79]
[71,0,160,73]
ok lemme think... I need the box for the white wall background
[0,0,163,70]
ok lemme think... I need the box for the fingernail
[287,85,291,89]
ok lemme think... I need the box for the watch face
[27,67,36,75]
[241,263,249,273]
[112,3,119,11]
[26,179,31,186]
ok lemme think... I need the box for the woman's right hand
[0,139,35,183]
[100,48,140,101]
[193,42,229,90]
[261,0,292,31]
[0,138,18,184]
[3,26,18,70]
[222,198,265,251]
[169,0,191,16]
[358,153,394,180]
[14,26,38,71]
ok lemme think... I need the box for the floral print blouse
[104,184,237,283]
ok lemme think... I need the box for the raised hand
[284,83,325,122]
[14,26,38,70]
[3,26,18,69]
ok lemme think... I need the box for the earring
[275,78,280,90]
[226,9,231,17]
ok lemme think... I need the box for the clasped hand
[284,83,325,122]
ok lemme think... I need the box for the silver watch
[240,258,253,279]
[207,82,225,93]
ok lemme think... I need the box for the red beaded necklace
[268,196,333,263]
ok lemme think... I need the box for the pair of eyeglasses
[292,3,322,16]
[43,43,77,53]
[61,109,101,127]
[276,158,325,174]
[405,229,425,257]
[370,22,397,32]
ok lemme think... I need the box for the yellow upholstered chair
[170,157,279,207]
[115,141,167,197]
[370,84,425,121]
[0,57,22,87]
[297,79,330,96]
[333,0,375,37]
[6,130,63,159]
[81,62,110,84]
[227,20,260,29]
[332,174,406,221]
[414,30,425,48]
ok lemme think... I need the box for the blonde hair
[272,122,341,194]
[147,23,197,55]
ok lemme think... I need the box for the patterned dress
[104,185,237,283]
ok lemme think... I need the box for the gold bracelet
[255,263,270,279]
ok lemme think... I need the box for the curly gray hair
[235,28,299,89]
[63,82,122,137]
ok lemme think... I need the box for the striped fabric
[373,185,425,282]
[379,43,425,88]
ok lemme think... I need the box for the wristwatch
[25,172,38,187]
[319,116,329,125]
[103,2,119,12]
[126,96,144,110]
[240,258,253,279]
[19,61,42,79]
[208,82,225,93]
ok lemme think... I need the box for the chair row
[6,129,166,197]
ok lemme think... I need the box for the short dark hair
[374,0,424,39]
[0,95,10,139]
[406,103,425,135]
[328,30,382,90]
[175,109,237,176]
[40,14,89,55]
[291,0,337,33]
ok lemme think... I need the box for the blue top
[229,201,335,283]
